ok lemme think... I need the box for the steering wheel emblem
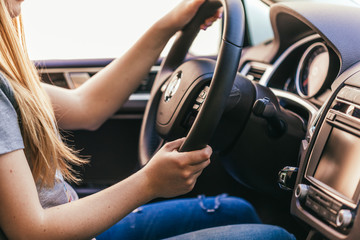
[164,71,182,102]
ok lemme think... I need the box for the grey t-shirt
[0,74,24,154]
[0,73,78,209]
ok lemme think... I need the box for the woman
[0,0,296,239]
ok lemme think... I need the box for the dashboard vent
[41,72,69,89]
[247,67,265,81]
[241,62,271,82]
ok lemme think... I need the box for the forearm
[49,0,213,130]
[40,170,153,240]
[3,168,154,240]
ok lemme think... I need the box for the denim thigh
[96,194,261,240]
[163,224,297,240]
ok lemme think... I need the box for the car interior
[30,0,360,239]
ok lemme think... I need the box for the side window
[243,0,273,45]
[22,0,221,60]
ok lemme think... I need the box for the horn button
[156,59,215,138]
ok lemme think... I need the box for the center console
[291,71,360,240]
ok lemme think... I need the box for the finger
[179,145,212,165]
[200,8,223,30]
[191,158,211,173]
[215,7,224,19]
[200,24,208,30]
[204,18,214,27]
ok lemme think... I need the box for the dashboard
[235,2,360,240]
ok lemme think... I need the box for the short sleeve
[0,77,24,155]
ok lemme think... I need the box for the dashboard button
[198,90,207,99]
[311,202,320,212]
[329,213,337,223]
[332,202,342,212]
[305,197,314,208]
[196,97,205,104]
[305,197,321,212]
[313,195,332,208]
[319,207,330,219]
[193,104,200,111]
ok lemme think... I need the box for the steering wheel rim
[139,0,245,166]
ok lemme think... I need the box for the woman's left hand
[162,0,223,32]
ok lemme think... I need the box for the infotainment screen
[314,127,360,201]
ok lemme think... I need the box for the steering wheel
[139,0,245,166]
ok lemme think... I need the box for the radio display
[314,127,360,201]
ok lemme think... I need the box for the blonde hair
[0,0,87,187]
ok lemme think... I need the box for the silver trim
[259,34,321,86]
[129,93,150,101]
[38,66,160,75]
[39,65,159,100]
[302,97,360,209]
[295,42,329,98]
[307,177,358,209]
[164,71,182,102]
[271,88,319,126]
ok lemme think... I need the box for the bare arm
[0,139,211,239]
[43,0,221,130]
[43,18,174,131]
[45,0,200,130]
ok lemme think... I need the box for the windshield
[22,0,221,60]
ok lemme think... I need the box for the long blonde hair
[0,0,87,187]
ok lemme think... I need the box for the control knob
[295,184,309,201]
[336,209,353,228]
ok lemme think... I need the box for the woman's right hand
[159,0,223,34]
[141,138,212,198]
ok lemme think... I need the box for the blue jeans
[96,194,295,240]
[164,224,296,240]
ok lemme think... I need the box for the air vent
[41,72,69,89]
[247,67,265,81]
[241,62,271,82]
[136,71,156,93]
